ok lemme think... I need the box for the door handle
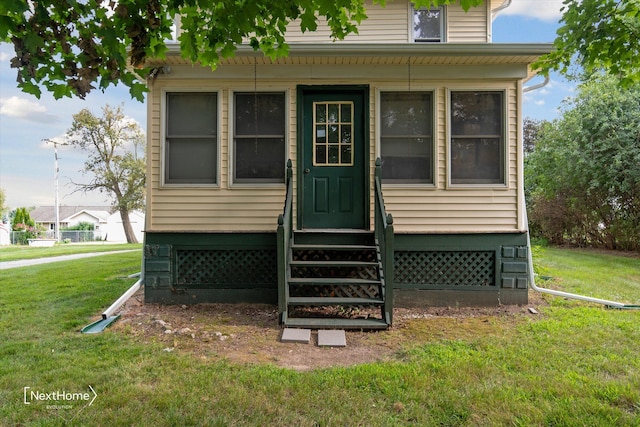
[304,168,310,174]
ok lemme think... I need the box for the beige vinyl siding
[285,1,409,43]
[147,65,524,233]
[283,0,490,44]
[447,3,489,42]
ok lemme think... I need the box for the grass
[1,247,639,426]
[0,243,142,262]
[533,246,640,304]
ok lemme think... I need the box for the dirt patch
[111,290,547,371]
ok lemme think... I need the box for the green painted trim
[145,232,276,248]
[394,233,528,251]
[144,231,529,307]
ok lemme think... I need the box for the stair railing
[277,159,294,324]
[374,158,394,325]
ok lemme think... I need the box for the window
[165,92,218,184]
[450,91,505,185]
[413,6,444,42]
[380,92,434,184]
[234,92,286,183]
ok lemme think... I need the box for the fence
[10,230,105,245]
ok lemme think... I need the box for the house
[0,223,10,246]
[30,206,145,242]
[31,206,111,239]
[106,210,145,243]
[141,0,552,328]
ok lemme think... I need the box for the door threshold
[297,228,371,233]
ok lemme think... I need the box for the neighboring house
[0,223,10,246]
[106,210,145,243]
[30,206,145,242]
[30,206,112,239]
[141,0,552,329]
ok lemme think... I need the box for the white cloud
[497,0,564,22]
[0,51,9,61]
[0,96,58,123]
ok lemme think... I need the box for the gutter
[162,42,553,58]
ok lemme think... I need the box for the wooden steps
[281,230,390,330]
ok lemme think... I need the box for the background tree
[523,117,543,156]
[525,75,640,250]
[66,104,146,244]
[11,207,34,230]
[4,1,639,100]
[535,0,640,86]
[1,0,482,100]
[0,188,6,221]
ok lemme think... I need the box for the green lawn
[0,247,638,426]
[0,243,142,262]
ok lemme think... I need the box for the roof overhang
[147,42,553,70]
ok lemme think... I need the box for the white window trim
[445,88,509,189]
[161,88,221,188]
[228,88,290,188]
[410,4,446,43]
[375,87,439,189]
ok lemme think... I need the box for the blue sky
[0,0,568,210]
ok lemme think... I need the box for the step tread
[284,317,389,330]
[292,244,376,251]
[288,296,383,305]
[289,260,379,267]
[288,277,382,285]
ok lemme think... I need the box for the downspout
[489,0,513,41]
[523,75,550,93]
[492,0,513,18]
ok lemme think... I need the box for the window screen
[380,92,434,184]
[234,93,286,183]
[165,92,218,184]
[450,91,505,185]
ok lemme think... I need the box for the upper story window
[412,6,445,42]
[233,92,286,184]
[165,92,218,185]
[449,91,505,186]
[380,92,435,184]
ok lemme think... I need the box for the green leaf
[0,0,29,15]
[20,81,42,98]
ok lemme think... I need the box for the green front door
[298,86,368,229]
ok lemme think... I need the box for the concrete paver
[281,328,312,344]
[318,329,347,347]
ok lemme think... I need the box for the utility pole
[42,138,68,242]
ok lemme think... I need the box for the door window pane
[234,92,286,183]
[314,102,354,166]
[165,92,217,184]
[380,92,434,183]
[450,91,505,185]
